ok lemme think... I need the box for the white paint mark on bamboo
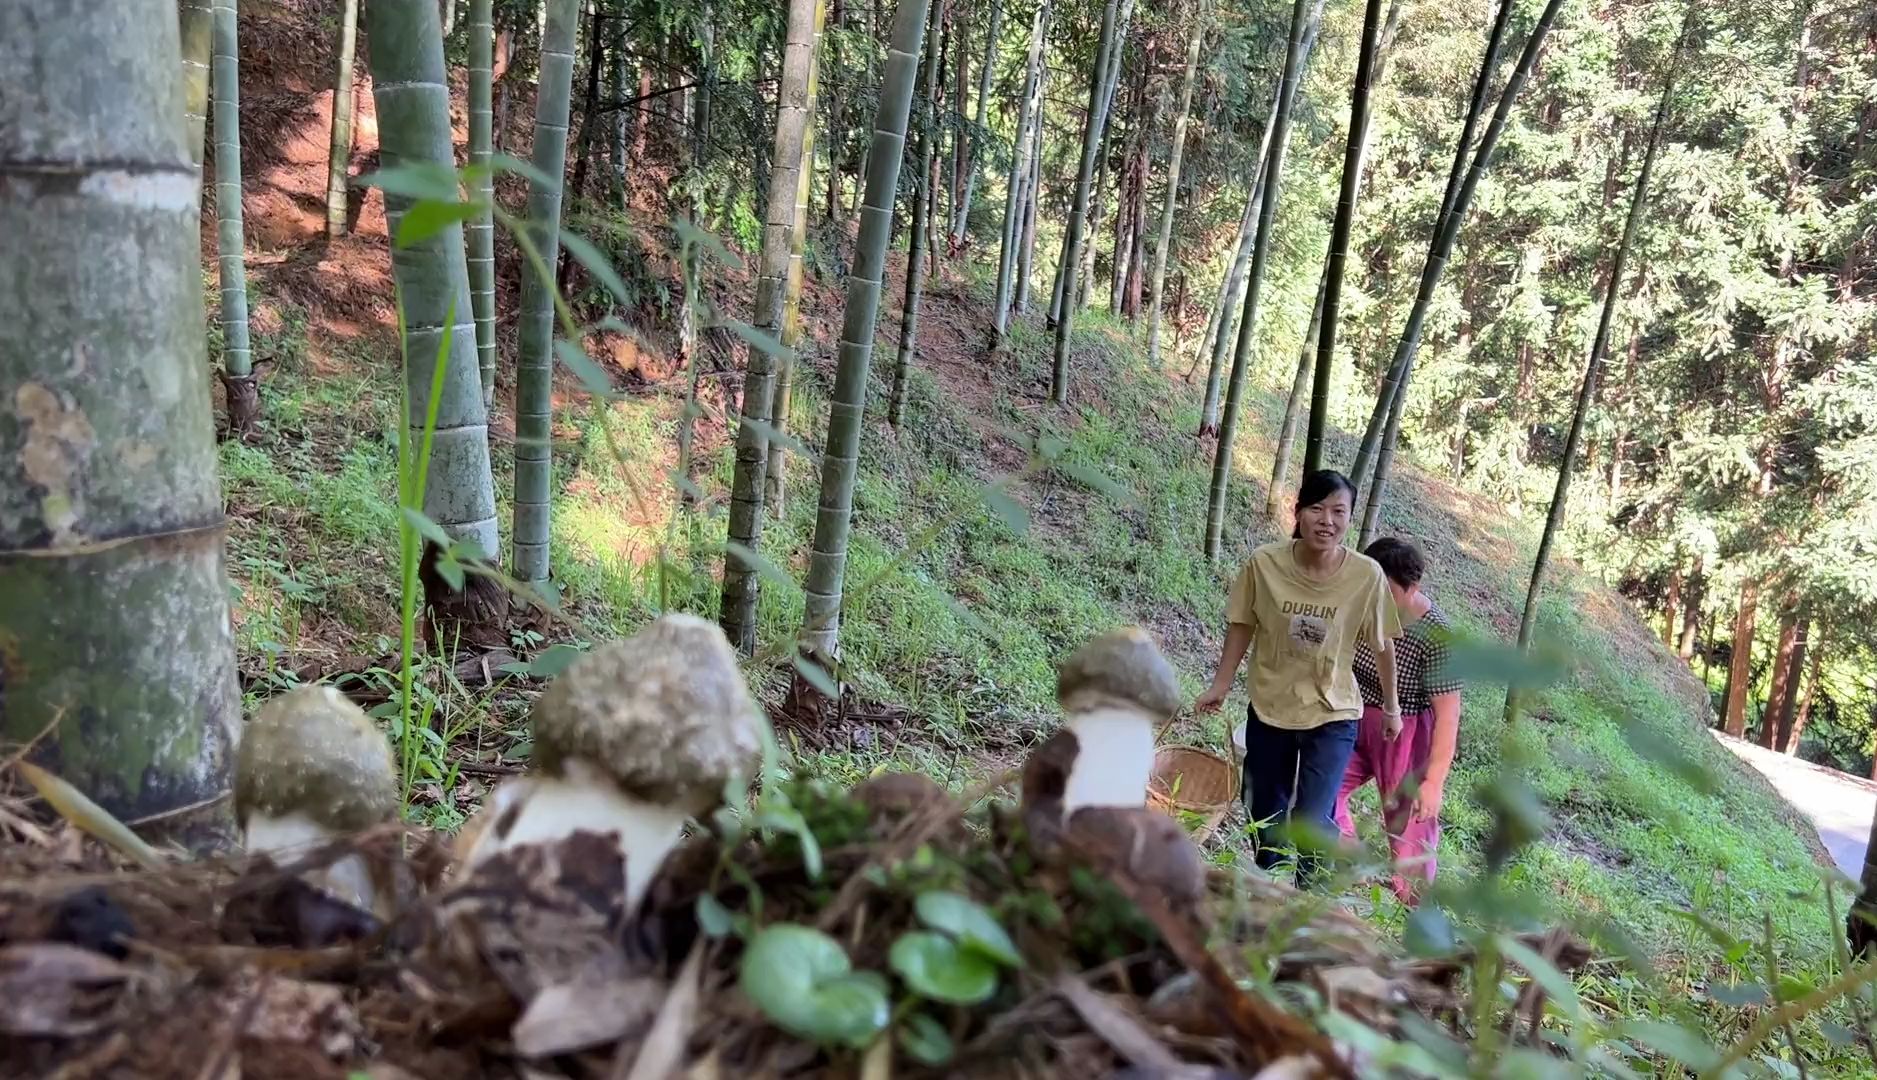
[76,170,198,212]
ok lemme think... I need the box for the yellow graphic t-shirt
[1225,540,1401,730]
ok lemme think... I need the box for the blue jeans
[1241,706,1359,883]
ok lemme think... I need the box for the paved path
[1713,731,1875,880]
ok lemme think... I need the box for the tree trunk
[566,2,606,212]
[441,0,456,36]
[927,8,950,278]
[467,0,497,404]
[1851,799,1877,955]
[762,2,826,521]
[945,2,970,239]
[181,0,214,169]
[951,0,1002,245]
[1772,609,1812,751]
[1302,0,1397,478]
[632,49,652,159]
[799,0,933,666]
[1783,629,1822,754]
[1079,130,1109,312]
[1145,0,1211,366]
[1357,0,1566,537]
[1016,108,1043,310]
[824,0,848,223]
[609,21,626,204]
[719,0,823,651]
[1194,49,1299,426]
[890,0,943,429]
[1047,0,1127,402]
[1503,21,1678,721]
[368,0,501,564]
[1196,190,1258,420]
[210,0,257,438]
[1201,0,1322,559]
[1723,581,1760,738]
[1678,554,1704,659]
[993,1,1050,342]
[509,0,578,587]
[1663,558,1683,647]
[1358,364,1409,548]
[326,0,361,237]
[1267,274,1326,518]
[1349,0,1518,489]
[2,0,239,844]
[1759,604,1801,748]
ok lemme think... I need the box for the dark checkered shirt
[1354,600,1462,712]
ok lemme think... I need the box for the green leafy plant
[738,923,891,1047]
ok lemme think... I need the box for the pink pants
[1333,704,1439,903]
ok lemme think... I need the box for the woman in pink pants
[1336,538,1463,904]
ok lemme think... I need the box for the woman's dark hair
[1364,537,1425,588]
[1290,470,1359,538]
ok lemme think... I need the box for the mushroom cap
[1055,627,1182,719]
[235,685,398,834]
[529,613,762,815]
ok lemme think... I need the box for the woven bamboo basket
[1146,745,1239,843]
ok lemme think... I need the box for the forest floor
[204,0,1862,1057]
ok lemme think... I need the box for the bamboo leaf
[394,198,481,248]
[735,416,818,464]
[714,317,798,362]
[981,488,1030,535]
[401,506,454,549]
[559,230,633,308]
[1055,459,1135,505]
[552,339,617,399]
[14,762,164,870]
[792,650,840,699]
[723,542,801,595]
[1498,934,1584,1022]
[488,152,557,190]
[1620,1020,1721,1071]
[672,216,739,267]
[357,161,463,202]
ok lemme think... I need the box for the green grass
[225,277,1873,1072]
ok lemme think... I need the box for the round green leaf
[890,931,1000,1005]
[898,1012,955,1066]
[739,924,890,1047]
[914,891,1022,968]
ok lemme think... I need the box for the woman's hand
[1412,777,1446,821]
[1383,708,1404,741]
[1194,684,1229,715]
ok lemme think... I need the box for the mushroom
[234,685,399,916]
[456,613,762,911]
[1022,628,1182,831]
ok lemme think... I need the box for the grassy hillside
[221,248,1842,954]
[208,2,1863,1065]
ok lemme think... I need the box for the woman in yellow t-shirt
[1195,470,1401,880]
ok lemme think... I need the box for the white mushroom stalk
[456,613,762,912]
[235,685,400,916]
[1054,627,1184,820]
[1060,706,1158,816]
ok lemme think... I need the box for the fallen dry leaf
[0,942,136,1036]
[1054,973,1182,1071]
[229,973,362,1058]
[616,940,706,1080]
[513,973,665,1058]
